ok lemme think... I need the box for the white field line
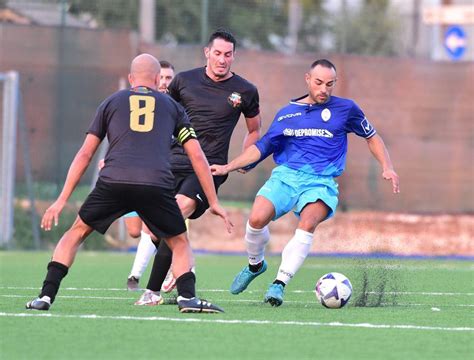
[0,312,472,332]
[2,294,474,307]
[304,264,474,271]
[1,286,473,296]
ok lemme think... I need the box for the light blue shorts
[123,211,139,218]
[256,165,339,221]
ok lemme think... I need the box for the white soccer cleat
[134,289,163,306]
[161,269,177,293]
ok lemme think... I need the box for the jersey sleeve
[253,113,285,161]
[173,101,197,145]
[168,75,181,103]
[242,86,260,119]
[86,99,108,140]
[345,101,377,138]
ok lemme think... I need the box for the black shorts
[172,170,228,219]
[79,179,186,238]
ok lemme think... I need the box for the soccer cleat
[25,296,51,311]
[230,260,267,294]
[161,270,176,293]
[134,289,164,306]
[127,276,140,291]
[264,283,285,307]
[177,296,224,313]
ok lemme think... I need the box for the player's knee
[248,216,268,230]
[127,228,141,238]
[297,219,319,233]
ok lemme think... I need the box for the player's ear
[128,73,133,87]
[304,72,310,85]
[204,46,210,59]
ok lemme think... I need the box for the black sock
[273,280,286,287]
[151,237,161,250]
[146,240,172,292]
[176,271,196,299]
[40,261,69,303]
[249,261,263,273]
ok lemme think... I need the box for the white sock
[276,229,314,284]
[129,231,156,278]
[245,221,270,265]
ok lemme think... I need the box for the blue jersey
[255,95,376,177]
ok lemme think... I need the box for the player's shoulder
[97,89,129,110]
[328,95,358,109]
[274,100,303,120]
[230,72,258,91]
[175,67,204,81]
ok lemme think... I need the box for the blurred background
[0,0,473,254]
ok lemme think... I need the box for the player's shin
[129,231,157,278]
[245,221,270,268]
[145,240,173,292]
[40,261,69,303]
[176,271,196,299]
[275,229,314,284]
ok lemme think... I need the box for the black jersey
[87,86,194,189]
[168,67,260,170]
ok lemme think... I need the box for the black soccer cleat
[177,296,224,313]
[26,296,51,311]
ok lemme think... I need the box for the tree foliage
[331,0,401,56]
[65,0,400,55]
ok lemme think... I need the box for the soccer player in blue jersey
[211,59,400,306]
[26,54,232,313]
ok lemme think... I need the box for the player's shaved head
[130,53,161,78]
[128,53,161,89]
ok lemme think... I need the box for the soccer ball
[315,272,352,309]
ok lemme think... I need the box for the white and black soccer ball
[315,272,352,309]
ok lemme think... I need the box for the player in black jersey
[26,54,232,313]
[135,29,262,305]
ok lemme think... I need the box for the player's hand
[382,169,400,194]
[41,199,66,231]
[210,164,229,176]
[208,203,234,234]
[98,159,105,170]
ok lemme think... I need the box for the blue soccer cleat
[264,283,285,307]
[230,260,267,294]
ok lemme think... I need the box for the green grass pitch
[1,251,473,359]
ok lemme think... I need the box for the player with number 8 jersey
[25,54,231,313]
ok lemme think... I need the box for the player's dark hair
[208,28,237,50]
[159,60,175,71]
[310,59,336,73]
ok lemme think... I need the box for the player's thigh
[256,176,298,221]
[79,180,129,234]
[248,196,276,228]
[175,194,197,219]
[124,216,142,238]
[134,187,186,239]
[298,200,331,233]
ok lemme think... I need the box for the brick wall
[1,24,472,213]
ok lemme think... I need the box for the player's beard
[312,92,329,104]
[211,64,230,79]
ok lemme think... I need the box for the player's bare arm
[366,134,400,194]
[237,114,262,174]
[183,138,233,233]
[210,144,262,176]
[41,134,101,231]
[242,114,262,150]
